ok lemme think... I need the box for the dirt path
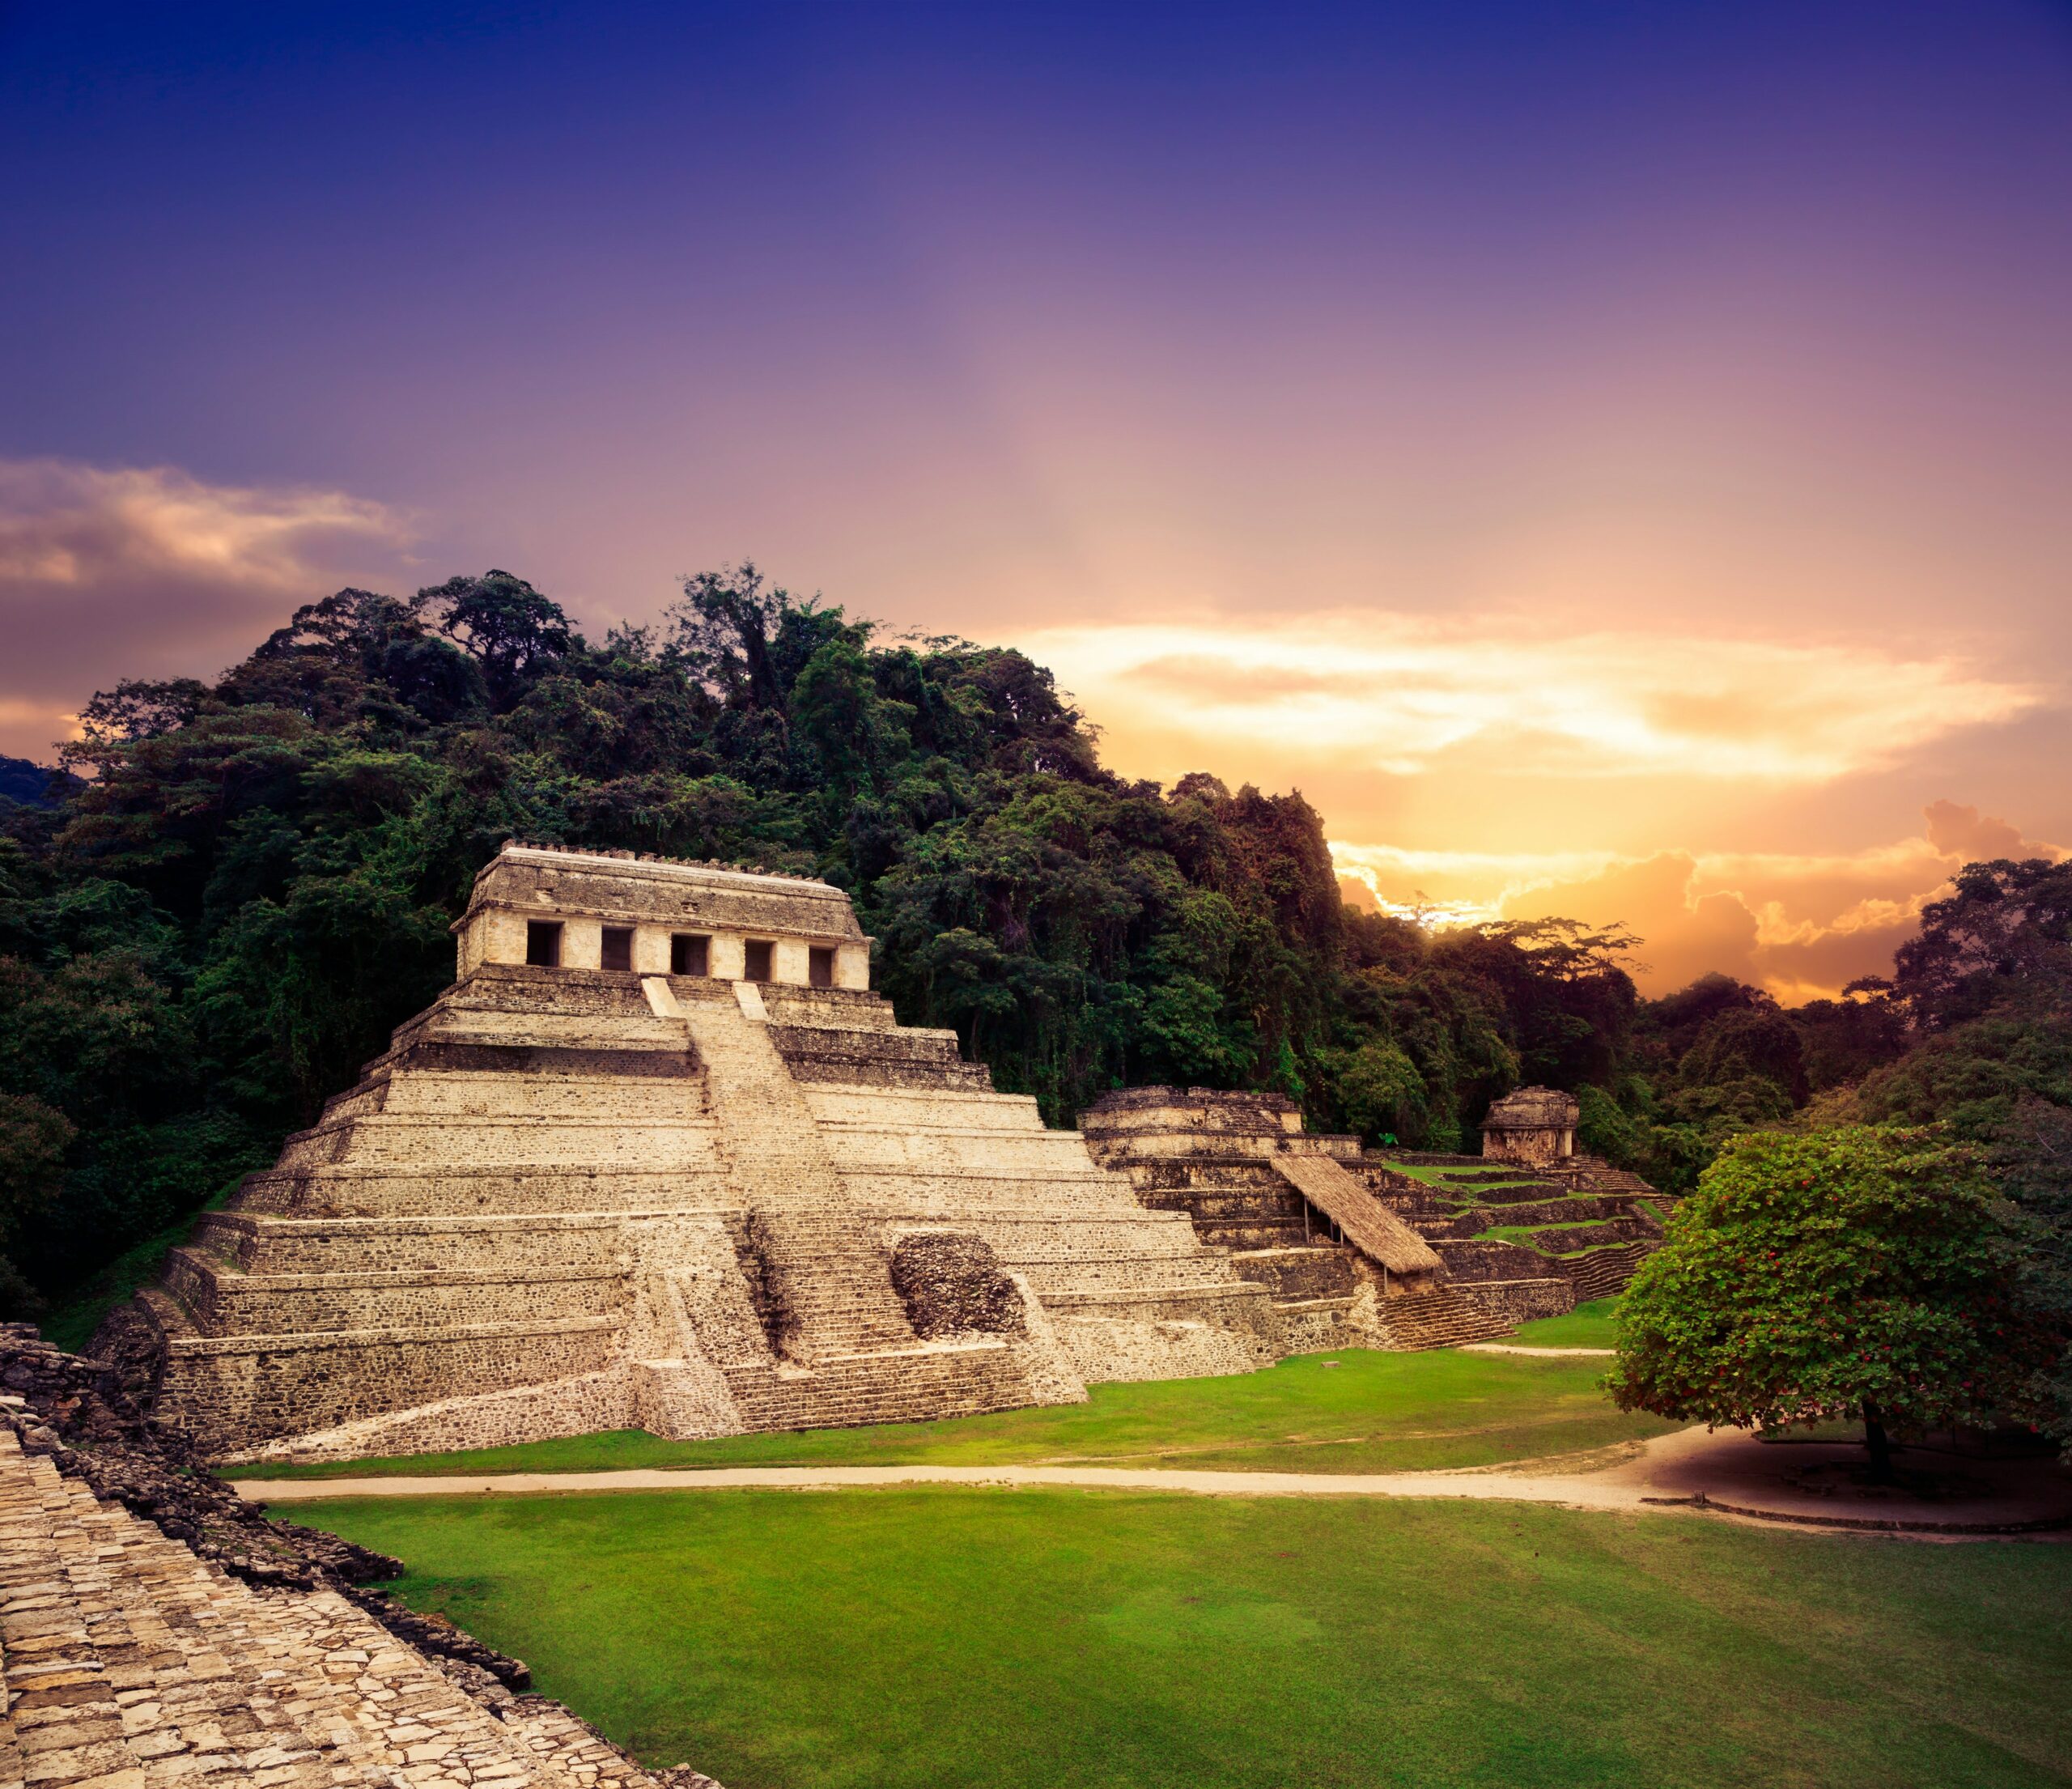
[1455,1343,1615,1357]
[231,1424,2072,1536]
[238,1459,1663,1511]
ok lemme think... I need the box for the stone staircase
[0,1426,690,1789]
[1365,1284,1525,1350]
[1565,1241,1656,1302]
[674,982,922,1361]
[666,979,1044,1427]
[1544,1155,1679,1222]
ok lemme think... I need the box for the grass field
[252,1342,1670,1480]
[299,1486,2072,1789]
[1507,1295,1621,1349]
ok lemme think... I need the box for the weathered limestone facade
[1,1325,724,1789]
[99,846,1274,1461]
[0,1424,711,1789]
[1480,1085,1578,1166]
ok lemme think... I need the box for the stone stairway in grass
[0,1426,687,1789]
[1543,1155,1680,1222]
[1365,1284,1531,1350]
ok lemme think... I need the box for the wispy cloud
[0,459,413,757]
[1021,615,2040,784]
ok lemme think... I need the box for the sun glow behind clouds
[1019,616,2038,784]
[1332,805,2067,1000]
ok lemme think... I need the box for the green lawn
[299,1487,2072,1789]
[249,1346,1671,1480]
[1508,1296,1621,1349]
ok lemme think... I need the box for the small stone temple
[1480,1085,1579,1166]
[98,845,1277,1460]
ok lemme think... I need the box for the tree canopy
[1605,1125,2046,1474]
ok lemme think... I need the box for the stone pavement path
[0,1427,674,1789]
[234,1423,2072,1536]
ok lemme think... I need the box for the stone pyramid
[98,844,1276,1461]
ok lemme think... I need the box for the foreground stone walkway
[234,1425,2072,1536]
[0,1428,694,1789]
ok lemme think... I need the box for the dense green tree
[1888,859,2072,1032]
[429,571,575,712]
[1607,1126,2049,1477]
[1846,861,2072,1451]
[1791,984,1909,1091]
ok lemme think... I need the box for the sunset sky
[3,4,2068,998]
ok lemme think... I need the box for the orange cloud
[1021,615,2038,786]
[1921,798,2053,861]
[1333,803,2066,1001]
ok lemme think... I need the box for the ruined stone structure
[1364,1148,1669,1315]
[1079,1089,1443,1350]
[99,845,1274,1461]
[1083,1087,1671,1349]
[1480,1085,1578,1166]
[1081,1089,1537,1349]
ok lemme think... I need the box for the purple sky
[3,2,2069,992]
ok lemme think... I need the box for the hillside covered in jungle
[1,567,2066,1358]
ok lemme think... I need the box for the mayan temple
[97,844,1280,1461]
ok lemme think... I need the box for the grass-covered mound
[298,1487,2072,1789]
[248,1345,1669,1480]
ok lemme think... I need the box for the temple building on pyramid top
[453,841,875,991]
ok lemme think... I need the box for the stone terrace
[1077,1088,1671,1349]
[1079,1089,1495,1352]
[1359,1154,1668,1313]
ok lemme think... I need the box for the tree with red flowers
[1606,1124,2049,1480]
